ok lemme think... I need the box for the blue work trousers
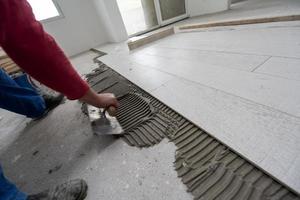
[0,69,45,118]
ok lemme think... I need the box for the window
[27,0,61,21]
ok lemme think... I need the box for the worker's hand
[96,93,119,108]
[79,88,119,109]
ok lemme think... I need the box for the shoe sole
[77,180,88,200]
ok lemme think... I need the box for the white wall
[42,0,111,56]
[187,0,230,17]
[92,0,128,43]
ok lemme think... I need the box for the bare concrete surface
[0,111,29,153]
[96,21,300,193]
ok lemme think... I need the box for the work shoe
[27,179,88,200]
[34,93,64,120]
[43,93,64,113]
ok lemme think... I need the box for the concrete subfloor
[95,21,300,193]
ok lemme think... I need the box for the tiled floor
[96,21,300,193]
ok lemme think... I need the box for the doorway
[117,0,187,36]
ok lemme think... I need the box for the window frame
[31,0,65,23]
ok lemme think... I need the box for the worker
[0,0,119,200]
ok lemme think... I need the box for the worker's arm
[0,0,118,108]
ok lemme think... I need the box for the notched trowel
[87,105,124,135]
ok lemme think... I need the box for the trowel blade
[87,105,124,135]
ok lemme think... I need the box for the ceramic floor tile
[135,46,268,72]
[150,77,300,193]
[284,155,300,192]
[101,56,174,92]
[127,53,300,117]
[255,56,300,81]
[156,22,300,58]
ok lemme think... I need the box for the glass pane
[159,0,186,21]
[27,0,60,21]
[117,0,158,35]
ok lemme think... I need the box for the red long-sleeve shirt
[0,0,89,100]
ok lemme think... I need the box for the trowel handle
[107,106,117,116]
[102,106,117,117]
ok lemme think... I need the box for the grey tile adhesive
[83,60,300,200]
